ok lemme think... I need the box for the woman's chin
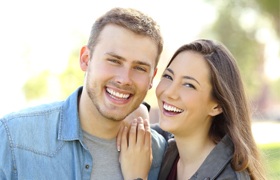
[159,118,173,132]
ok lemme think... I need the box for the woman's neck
[175,134,215,180]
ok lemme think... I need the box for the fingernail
[117,145,120,152]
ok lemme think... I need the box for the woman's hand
[117,117,152,180]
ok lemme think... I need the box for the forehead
[96,24,158,68]
[169,51,211,80]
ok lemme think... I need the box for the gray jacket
[158,135,250,180]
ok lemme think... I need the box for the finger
[144,118,152,151]
[117,125,124,152]
[121,126,128,151]
[143,118,152,163]
[143,117,150,129]
[136,117,145,146]
[128,119,137,147]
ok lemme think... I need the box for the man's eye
[135,66,147,72]
[108,59,120,64]
[162,74,172,80]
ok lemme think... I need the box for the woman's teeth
[163,103,183,113]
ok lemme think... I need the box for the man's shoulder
[151,123,173,141]
[148,128,167,179]
[150,128,167,165]
[0,101,67,157]
[0,101,64,138]
[1,101,63,122]
[150,124,168,159]
[150,128,167,146]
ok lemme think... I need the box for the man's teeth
[107,88,130,99]
[163,103,183,113]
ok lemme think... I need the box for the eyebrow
[105,52,152,68]
[105,52,125,60]
[166,68,201,85]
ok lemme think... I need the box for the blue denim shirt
[0,87,166,180]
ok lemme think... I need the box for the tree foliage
[255,0,280,37]
[59,49,84,99]
[22,70,49,100]
[201,0,265,98]
[201,0,280,101]
[22,48,84,101]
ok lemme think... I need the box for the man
[0,7,166,180]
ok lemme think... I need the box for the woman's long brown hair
[167,39,266,180]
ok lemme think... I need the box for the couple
[0,7,265,180]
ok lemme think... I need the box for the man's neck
[81,117,121,140]
[78,91,122,140]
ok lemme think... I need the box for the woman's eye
[184,83,196,89]
[162,74,172,80]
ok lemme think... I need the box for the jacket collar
[160,135,233,180]
[58,87,83,141]
[193,135,233,179]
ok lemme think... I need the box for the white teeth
[163,103,183,113]
[107,88,130,99]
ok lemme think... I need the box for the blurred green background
[260,143,280,179]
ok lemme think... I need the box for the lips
[106,87,131,100]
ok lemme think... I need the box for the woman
[119,39,266,180]
[156,39,265,179]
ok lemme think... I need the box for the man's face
[80,24,158,121]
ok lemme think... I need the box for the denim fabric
[0,87,166,180]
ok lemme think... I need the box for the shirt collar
[58,87,83,141]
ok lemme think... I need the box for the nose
[163,81,179,100]
[115,67,133,86]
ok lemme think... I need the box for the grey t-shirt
[83,131,123,180]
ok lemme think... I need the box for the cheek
[134,74,152,91]
[181,90,194,99]
[131,70,155,89]
[155,82,165,98]
[87,66,107,83]
[181,92,204,110]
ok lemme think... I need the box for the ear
[80,46,90,72]
[149,68,158,89]
[209,104,223,117]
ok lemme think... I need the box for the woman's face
[156,51,221,137]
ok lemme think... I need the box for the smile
[106,88,130,99]
[163,102,183,113]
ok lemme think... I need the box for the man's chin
[96,105,129,122]
[103,113,127,122]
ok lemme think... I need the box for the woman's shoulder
[215,163,250,179]
[201,135,250,179]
